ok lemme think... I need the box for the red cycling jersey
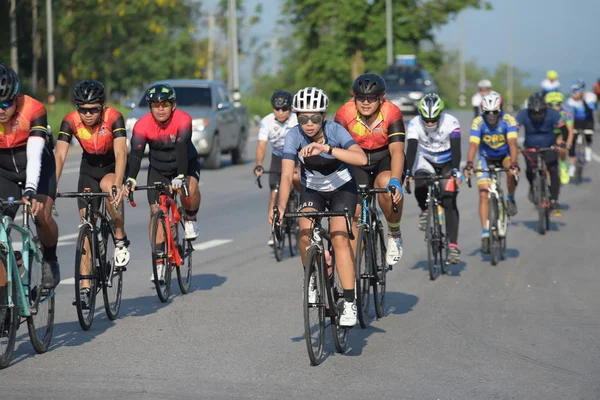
[334,100,405,151]
[0,94,48,149]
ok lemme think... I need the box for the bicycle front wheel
[176,212,192,294]
[287,193,300,257]
[151,211,172,303]
[303,246,325,366]
[101,221,122,321]
[373,219,387,319]
[489,196,499,266]
[355,227,370,329]
[536,176,547,235]
[427,201,440,281]
[330,259,349,354]
[74,224,97,331]
[26,249,55,353]
[0,252,18,369]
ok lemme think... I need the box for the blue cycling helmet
[569,79,585,94]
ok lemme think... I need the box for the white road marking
[592,151,600,163]
[12,232,80,252]
[60,277,75,285]
[193,239,232,251]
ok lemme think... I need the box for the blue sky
[203,0,600,90]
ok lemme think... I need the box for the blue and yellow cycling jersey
[469,113,518,158]
[556,106,573,133]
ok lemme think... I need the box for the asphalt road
[1,110,599,399]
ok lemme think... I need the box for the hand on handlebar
[463,161,474,179]
[123,178,136,197]
[386,177,403,204]
[254,165,264,177]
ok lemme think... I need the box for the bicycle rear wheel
[101,221,122,320]
[27,249,55,353]
[355,228,370,329]
[427,201,440,280]
[151,211,172,303]
[489,196,499,266]
[74,224,97,331]
[303,246,325,366]
[287,193,300,257]
[536,176,547,235]
[373,219,387,319]
[176,212,192,294]
[273,226,284,262]
[0,252,18,369]
[330,260,349,354]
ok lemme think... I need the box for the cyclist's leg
[522,150,536,202]
[439,162,459,248]
[584,122,594,161]
[268,155,282,225]
[0,170,24,221]
[350,164,371,256]
[297,189,324,265]
[99,173,126,237]
[413,153,435,209]
[476,157,491,231]
[501,156,518,216]
[544,151,560,203]
[175,158,201,240]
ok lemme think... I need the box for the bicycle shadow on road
[519,219,566,234]
[410,260,467,277]
[467,247,520,263]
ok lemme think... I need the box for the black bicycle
[278,206,354,366]
[256,172,299,261]
[354,186,396,328]
[406,174,456,280]
[58,187,123,331]
[522,146,557,235]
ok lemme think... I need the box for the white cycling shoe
[386,235,403,265]
[150,263,166,284]
[114,241,130,268]
[340,301,357,327]
[184,220,199,240]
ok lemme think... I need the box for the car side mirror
[124,100,136,109]
[217,101,231,110]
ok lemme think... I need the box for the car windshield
[138,86,212,107]
[382,69,425,89]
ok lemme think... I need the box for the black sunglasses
[274,107,290,112]
[355,95,380,104]
[484,110,501,115]
[298,114,324,125]
[76,105,103,115]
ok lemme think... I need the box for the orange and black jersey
[334,100,405,151]
[57,107,126,156]
[0,94,50,172]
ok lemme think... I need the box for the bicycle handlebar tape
[389,186,398,213]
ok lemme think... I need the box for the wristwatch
[327,145,334,155]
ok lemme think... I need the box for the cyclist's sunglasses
[355,95,380,104]
[274,106,290,112]
[76,105,103,115]
[150,100,174,108]
[484,110,501,115]
[298,114,324,125]
[548,102,561,107]
[0,100,15,110]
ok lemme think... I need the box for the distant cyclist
[254,90,300,246]
[404,94,463,264]
[471,79,493,117]
[545,91,574,184]
[465,91,519,254]
[565,80,597,167]
[540,70,560,94]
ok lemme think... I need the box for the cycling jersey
[282,121,356,192]
[566,92,597,121]
[0,94,48,151]
[405,113,461,164]
[334,100,405,150]
[57,107,126,161]
[471,92,484,116]
[257,113,298,157]
[516,108,563,148]
[540,79,560,94]
[469,113,518,158]
[558,106,574,127]
[128,109,198,180]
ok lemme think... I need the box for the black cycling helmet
[352,73,386,96]
[0,63,20,102]
[72,80,106,105]
[270,90,293,109]
[527,93,547,113]
[146,83,176,104]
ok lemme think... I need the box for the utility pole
[507,0,514,111]
[46,0,55,101]
[272,37,279,76]
[386,0,393,66]
[458,13,466,108]
[207,11,215,80]
[228,0,240,93]
[10,0,18,73]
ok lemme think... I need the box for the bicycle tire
[151,211,172,303]
[74,224,97,331]
[537,175,546,235]
[273,226,284,262]
[330,258,349,354]
[498,195,507,261]
[101,221,122,320]
[303,246,325,366]
[438,207,449,275]
[0,252,18,369]
[176,211,192,294]
[355,228,370,329]
[27,249,55,353]
[427,200,439,281]
[373,219,387,319]
[287,193,300,257]
[489,196,499,266]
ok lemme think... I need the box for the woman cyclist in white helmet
[270,87,367,327]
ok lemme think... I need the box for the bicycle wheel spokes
[101,224,122,320]
[177,219,192,294]
[427,201,440,281]
[330,263,349,354]
[303,247,325,366]
[373,221,387,319]
[26,250,55,353]
[74,225,97,331]
[0,254,18,369]
[151,212,171,303]
[355,228,370,329]
[288,220,299,257]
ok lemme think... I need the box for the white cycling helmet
[292,87,329,113]
[481,91,502,112]
[477,79,492,89]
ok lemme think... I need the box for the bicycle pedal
[116,266,127,272]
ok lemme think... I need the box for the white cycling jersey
[257,113,298,158]
[471,92,483,109]
[406,113,461,165]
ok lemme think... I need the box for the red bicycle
[128,181,194,302]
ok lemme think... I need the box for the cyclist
[335,73,405,266]
[545,91,574,184]
[464,91,519,254]
[270,87,367,327]
[123,83,201,283]
[0,63,60,288]
[516,93,567,214]
[404,94,463,264]
[471,79,493,117]
[540,70,560,94]
[566,80,597,167]
[253,90,300,246]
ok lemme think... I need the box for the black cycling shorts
[269,154,282,190]
[0,147,57,219]
[76,155,128,211]
[298,180,358,215]
[353,147,402,187]
[146,158,201,205]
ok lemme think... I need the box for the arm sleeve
[127,124,148,180]
[449,118,461,170]
[282,128,300,161]
[175,114,193,176]
[57,118,74,144]
[28,106,49,140]
[111,115,127,139]
[25,137,46,191]
[405,139,418,175]
[387,107,405,143]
